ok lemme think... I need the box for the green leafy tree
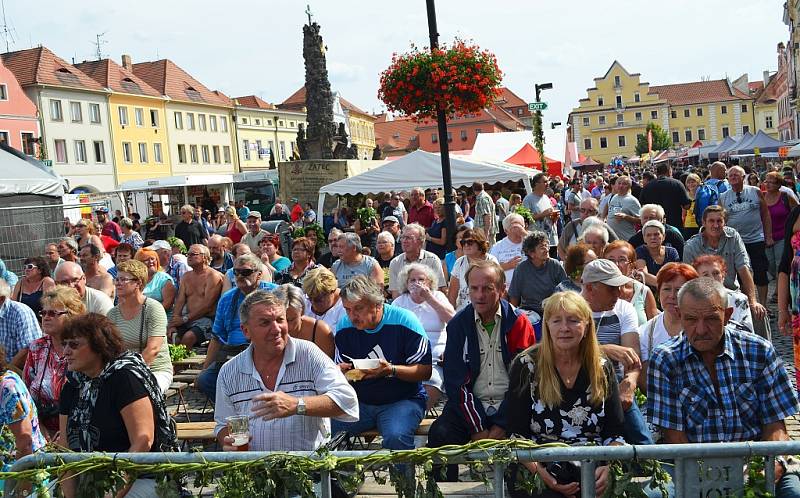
[635,122,672,155]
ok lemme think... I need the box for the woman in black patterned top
[505,291,625,498]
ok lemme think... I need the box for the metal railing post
[320,469,332,498]
[493,462,505,498]
[580,459,596,498]
[674,458,684,497]
[765,455,776,495]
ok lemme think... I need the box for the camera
[545,461,581,485]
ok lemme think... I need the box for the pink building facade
[0,58,39,155]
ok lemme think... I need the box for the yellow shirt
[684,198,698,228]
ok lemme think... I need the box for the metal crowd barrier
[6,441,800,497]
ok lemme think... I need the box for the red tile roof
[749,81,765,93]
[132,59,231,106]
[279,85,371,116]
[74,59,161,97]
[235,95,276,109]
[497,87,527,107]
[1,46,105,91]
[374,113,418,154]
[648,79,749,105]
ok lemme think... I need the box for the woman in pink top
[765,171,798,283]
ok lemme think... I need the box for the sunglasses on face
[24,264,38,270]
[61,339,85,350]
[40,309,69,318]
[233,268,258,277]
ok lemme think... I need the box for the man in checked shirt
[648,277,800,496]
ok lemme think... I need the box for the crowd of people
[1,160,800,496]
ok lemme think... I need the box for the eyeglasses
[24,264,38,270]
[114,277,137,284]
[233,268,258,277]
[461,239,477,246]
[40,310,69,318]
[61,339,86,350]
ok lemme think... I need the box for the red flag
[647,129,653,154]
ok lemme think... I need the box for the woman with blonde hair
[682,173,702,239]
[23,285,85,438]
[107,260,173,393]
[223,206,247,244]
[303,266,346,333]
[506,291,624,497]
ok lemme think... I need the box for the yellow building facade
[344,107,376,159]
[570,61,756,164]
[75,59,171,185]
[234,96,307,170]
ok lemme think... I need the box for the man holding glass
[215,290,358,451]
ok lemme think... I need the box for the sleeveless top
[19,280,45,317]
[630,280,648,326]
[768,193,792,241]
[226,222,245,244]
[143,271,174,304]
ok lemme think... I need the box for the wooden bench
[173,368,203,384]
[358,417,434,438]
[172,355,205,373]
[165,382,191,421]
[176,421,217,442]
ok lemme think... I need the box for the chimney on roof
[121,54,132,70]
[764,70,770,85]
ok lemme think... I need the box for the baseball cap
[290,197,299,203]
[247,211,262,219]
[95,206,109,213]
[382,216,399,224]
[148,240,171,251]
[581,259,632,287]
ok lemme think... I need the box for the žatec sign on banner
[528,102,548,111]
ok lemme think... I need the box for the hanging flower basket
[378,40,503,121]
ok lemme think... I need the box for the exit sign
[42,159,52,167]
[528,102,548,111]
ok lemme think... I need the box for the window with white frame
[54,139,67,163]
[651,110,658,119]
[600,137,607,148]
[153,143,163,163]
[721,105,727,114]
[766,115,774,128]
[50,100,63,121]
[634,92,640,103]
[70,102,82,123]
[741,104,748,113]
[684,109,690,118]
[135,108,144,127]
[21,132,35,156]
[584,138,592,149]
[150,109,159,127]
[177,144,186,163]
[0,85,7,100]
[122,142,132,163]
[190,145,198,163]
[618,135,626,147]
[174,112,183,129]
[198,114,206,131]
[742,125,750,133]
[696,107,703,117]
[582,117,589,126]
[223,146,231,163]
[210,115,218,132]
[74,140,86,163]
[635,112,642,121]
[89,103,101,124]
[598,115,606,125]
[93,141,105,163]
[118,106,128,126]
[672,131,680,143]
[213,145,220,163]
[138,142,148,163]
[685,130,692,142]
[698,129,706,140]
[221,116,228,132]
[722,126,729,137]
[201,145,210,164]
[280,141,286,160]
[243,140,251,160]
[187,113,195,130]
[597,97,604,107]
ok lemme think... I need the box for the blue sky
[3,0,787,127]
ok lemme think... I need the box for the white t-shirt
[392,291,449,361]
[451,254,499,311]
[592,298,639,347]
[304,297,347,334]
[637,312,676,362]
[489,236,524,285]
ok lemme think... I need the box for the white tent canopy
[317,150,535,214]
[0,146,64,197]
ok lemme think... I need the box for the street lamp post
[425,0,457,251]
[533,82,553,171]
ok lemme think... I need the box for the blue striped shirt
[647,326,799,442]
[0,299,41,362]
[212,282,277,345]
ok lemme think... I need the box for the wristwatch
[296,397,306,415]
[182,315,189,324]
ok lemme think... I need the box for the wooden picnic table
[173,355,206,373]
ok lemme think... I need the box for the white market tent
[317,150,535,214]
[0,145,65,198]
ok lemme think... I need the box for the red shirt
[408,201,435,228]
[291,204,304,223]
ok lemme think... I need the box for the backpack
[693,179,723,226]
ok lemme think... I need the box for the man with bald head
[167,244,224,348]
[720,165,772,308]
[208,234,234,274]
[557,197,620,259]
[54,261,113,315]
